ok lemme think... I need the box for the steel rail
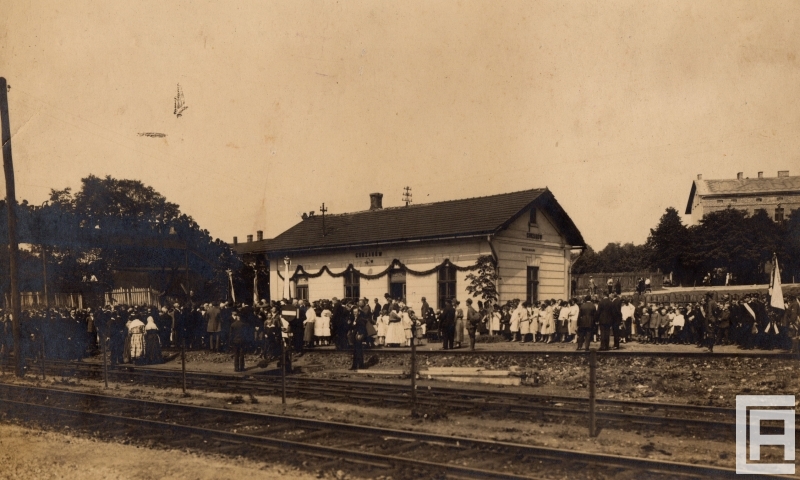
[0,383,758,479]
[38,358,739,416]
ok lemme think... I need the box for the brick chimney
[247,234,253,243]
[778,170,789,177]
[369,193,383,210]
[233,236,238,245]
[737,172,743,180]
[757,171,763,178]
[257,230,263,241]
[697,174,702,180]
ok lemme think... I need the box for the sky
[1,1,799,249]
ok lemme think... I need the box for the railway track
[278,347,798,359]
[22,358,775,439]
[0,382,757,479]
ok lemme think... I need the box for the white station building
[235,188,585,314]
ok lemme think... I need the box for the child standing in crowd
[639,305,651,343]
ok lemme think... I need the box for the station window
[295,277,309,301]
[775,207,785,222]
[437,265,457,309]
[717,199,723,204]
[343,270,360,300]
[526,267,539,303]
[529,208,537,225]
[756,197,763,202]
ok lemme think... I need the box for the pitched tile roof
[702,176,800,194]
[686,175,800,214]
[242,188,584,256]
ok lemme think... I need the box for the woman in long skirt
[540,300,555,343]
[303,302,317,349]
[127,317,146,364]
[385,306,405,346]
[453,300,464,348]
[144,316,163,364]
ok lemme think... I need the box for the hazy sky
[2,1,799,249]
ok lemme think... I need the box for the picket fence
[5,287,161,310]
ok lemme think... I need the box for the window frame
[529,208,537,225]
[526,266,539,303]
[343,269,360,300]
[437,265,457,309]
[775,207,785,222]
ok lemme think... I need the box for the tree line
[0,175,244,304]
[573,206,800,287]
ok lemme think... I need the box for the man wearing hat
[331,297,348,350]
[439,299,456,350]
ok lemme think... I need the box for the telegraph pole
[1,77,23,377]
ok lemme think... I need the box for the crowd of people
[1,290,798,374]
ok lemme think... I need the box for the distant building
[685,170,800,224]
[231,188,585,313]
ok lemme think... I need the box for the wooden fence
[572,271,663,296]
[5,287,160,310]
[6,292,84,310]
[105,288,161,307]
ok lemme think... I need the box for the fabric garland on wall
[276,258,479,281]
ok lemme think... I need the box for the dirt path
[0,422,316,480]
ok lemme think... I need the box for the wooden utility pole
[410,320,417,415]
[1,77,23,377]
[589,349,597,437]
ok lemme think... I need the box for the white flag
[769,254,785,310]
[253,269,259,305]
[283,259,291,301]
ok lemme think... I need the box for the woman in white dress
[567,298,580,343]
[488,304,501,335]
[384,305,405,346]
[401,307,413,347]
[375,306,389,346]
[530,303,541,342]
[316,303,332,346]
[540,300,555,343]
[518,301,531,343]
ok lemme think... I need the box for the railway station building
[233,188,585,314]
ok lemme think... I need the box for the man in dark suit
[610,293,623,349]
[331,298,348,350]
[577,295,596,351]
[229,312,247,372]
[439,299,456,350]
[597,293,615,351]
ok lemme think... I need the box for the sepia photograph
[1,1,799,478]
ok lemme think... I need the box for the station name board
[355,251,383,258]
[526,232,543,240]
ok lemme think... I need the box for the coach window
[438,265,457,309]
[344,269,360,300]
[526,267,539,303]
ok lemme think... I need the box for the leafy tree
[1,176,241,305]
[465,255,499,304]
[645,207,689,283]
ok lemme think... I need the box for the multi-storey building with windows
[232,188,585,313]
[685,170,800,224]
